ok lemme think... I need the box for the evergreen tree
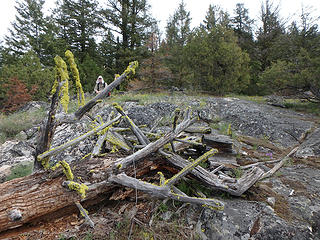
[102,0,156,74]
[164,0,192,87]
[183,26,250,94]
[166,0,191,47]
[98,30,118,80]
[52,0,103,91]
[232,3,254,52]
[0,51,54,102]
[53,0,101,61]
[256,0,285,71]
[4,0,47,62]
[201,4,231,30]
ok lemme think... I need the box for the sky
[0,0,319,41]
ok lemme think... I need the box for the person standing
[94,75,106,94]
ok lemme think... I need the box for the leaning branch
[260,147,298,180]
[109,173,224,210]
[114,110,197,170]
[113,102,150,145]
[74,61,138,120]
[37,115,121,161]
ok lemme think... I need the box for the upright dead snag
[65,50,85,107]
[35,55,70,169]
[34,83,61,170]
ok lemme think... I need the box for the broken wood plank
[208,153,239,168]
[185,126,212,134]
[105,131,131,152]
[202,134,233,153]
[159,150,263,196]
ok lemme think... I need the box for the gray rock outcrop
[296,127,320,158]
[207,97,315,148]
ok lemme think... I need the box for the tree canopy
[1,0,320,111]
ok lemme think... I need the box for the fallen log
[114,109,197,170]
[0,156,158,233]
[202,134,233,153]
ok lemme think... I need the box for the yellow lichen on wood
[53,55,70,113]
[67,181,89,199]
[105,132,130,151]
[51,160,74,180]
[40,157,50,169]
[124,61,139,79]
[65,50,85,107]
[60,160,74,180]
[114,74,120,80]
[158,172,166,186]
[164,149,218,186]
[227,124,232,136]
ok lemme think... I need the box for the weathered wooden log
[37,115,121,161]
[185,126,212,134]
[92,130,109,156]
[105,131,131,152]
[159,150,264,196]
[113,102,150,145]
[173,136,206,153]
[0,157,157,234]
[164,149,218,187]
[208,153,239,167]
[114,110,197,170]
[109,173,224,210]
[202,134,233,153]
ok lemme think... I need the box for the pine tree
[103,0,155,49]
[102,0,156,75]
[201,4,231,30]
[4,0,47,62]
[256,0,285,71]
[53,0,101,61]
[166,0,191,48]
[232,3,254,52]
[164,0,192,87]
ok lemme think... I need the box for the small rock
[9,209,22,221]
[16,131,28,141]
[161,211,173,221]
[267,197,276,207]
